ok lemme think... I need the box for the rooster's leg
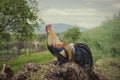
[57,59,62,66]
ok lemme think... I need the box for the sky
[37,0,120,29]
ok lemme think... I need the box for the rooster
[1,63,14,80]
[46,24,93,71]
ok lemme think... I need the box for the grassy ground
[0,51,54,73]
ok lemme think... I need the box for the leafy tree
[61,26,81,43]
[37,34,47,41]
[0,0,42,43]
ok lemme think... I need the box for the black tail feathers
[74,43,93,71]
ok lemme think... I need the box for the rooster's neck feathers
[48,28,63,45]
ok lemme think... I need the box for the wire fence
[0,41,44,61]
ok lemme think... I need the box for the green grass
[0,51,54,73]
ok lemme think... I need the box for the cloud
[40,8,113,29]
[37,0,120,29]
[112,3,120,9]
[44,8,101,16]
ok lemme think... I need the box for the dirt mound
[94,58,120,80]
[11,62,56,80]
[45,63,89,80]
[11,61,99,80]
[1,58,119,80]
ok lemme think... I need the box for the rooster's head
[46,24,52,35]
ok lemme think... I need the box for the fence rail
[0,41,44,61]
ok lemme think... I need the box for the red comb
[46,24,51,32]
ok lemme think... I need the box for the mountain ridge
[35,23,87,34]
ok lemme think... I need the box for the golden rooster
[46,24,93,71]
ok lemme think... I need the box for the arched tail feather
[74,43,93,71]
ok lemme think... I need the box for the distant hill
[35,23,87,34]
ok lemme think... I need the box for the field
[0,51,54,73]
[1,50,120,79]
